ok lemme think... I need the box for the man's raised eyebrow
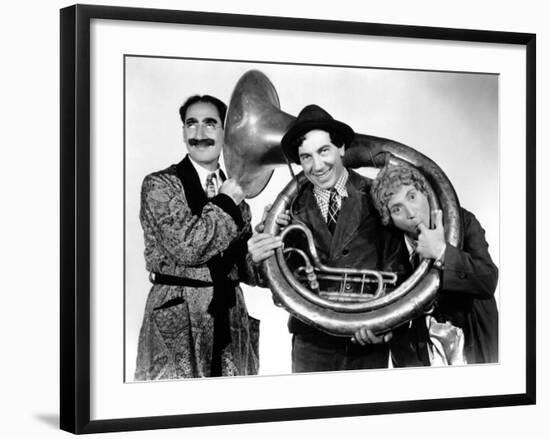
[203,117,219,124]
[184,116,198,124]
[389,200,401,209]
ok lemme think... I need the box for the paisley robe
[134,156,259,380]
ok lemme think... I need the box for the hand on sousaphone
[248,204,290,264]
[351,327,393,345]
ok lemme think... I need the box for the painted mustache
[189,138,215,147]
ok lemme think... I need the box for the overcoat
[391,208,499,365]
[434,208,499,363]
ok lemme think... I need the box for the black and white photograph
[125,58,500,380]
[47,2,541,437]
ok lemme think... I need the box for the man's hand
[219,178,245,205]
[415,209,446,259]
[248,233,283,264]
[254,204,291,233]
[351,327,393,345]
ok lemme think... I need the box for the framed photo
[60,4,536,434]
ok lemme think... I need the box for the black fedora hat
[281,104,355,164]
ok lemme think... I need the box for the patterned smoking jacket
[134,156,259,380]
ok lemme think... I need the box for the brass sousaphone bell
[224,70,463,337]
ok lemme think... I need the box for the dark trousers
[389,320,430,367]
[291,333,389,373]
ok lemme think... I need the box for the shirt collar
[313,168,349,199]
[187,154,225,189]
[404,234,417,257]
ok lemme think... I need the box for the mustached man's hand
[219,178,245,205]
[415,209,446,259]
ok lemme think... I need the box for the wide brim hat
[281,104,355,164]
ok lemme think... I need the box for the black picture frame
[60,3,536,434]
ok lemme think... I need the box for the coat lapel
[175,155,207,216]
[330,171,371,255]
[293,183,332,257]
[293,170,374,259]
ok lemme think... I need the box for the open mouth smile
[313,169,332,180]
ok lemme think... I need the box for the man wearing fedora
[248,104,408,372]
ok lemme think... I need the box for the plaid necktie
[327,188,340,234]
[206,173,217,199]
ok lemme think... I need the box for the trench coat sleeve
[140,172,241,266]
[440,209,498,299]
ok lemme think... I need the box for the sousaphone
[224,70,463,337]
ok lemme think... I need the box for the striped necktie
[327,188,340,234]
[205,173,217,199]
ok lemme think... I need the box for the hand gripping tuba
[224,70,463,337]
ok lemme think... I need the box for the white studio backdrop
[89,17,528,421]
[1,0,546,437]
[124,57,499,379]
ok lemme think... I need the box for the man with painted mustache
[135,94,260,380]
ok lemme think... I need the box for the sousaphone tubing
[224,70,463,336]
